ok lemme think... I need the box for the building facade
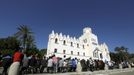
[47,27,111,61]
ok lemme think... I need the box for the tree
[15,25,35,53]
[114,46,129,62]
[0,36,20,55]
[115,46,128,53]
[26,47,39,56]
[128,53,134,62]
[26,35,36,50]
[0,36,20,50]
[110,52,121,63]
[40,48,47,55]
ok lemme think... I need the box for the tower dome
[83,27,92,34]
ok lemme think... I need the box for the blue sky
[0,0,134,52]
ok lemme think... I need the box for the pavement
[0,67,134,75]
[26,68,134,75]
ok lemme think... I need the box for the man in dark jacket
[40,56,47,73]
[89,58,94,72]
[29,55,37,73]
[80,59,87,71]
[2,54,12,75]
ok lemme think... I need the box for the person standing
[8,49,24,75]
[52,55,58,73]
[47,57,53,73]
[76,59,82,73]
[40,56,47,73]
[21,53,29,74]
[63,60,67,72]
[58,58,64,72]
[89,58,94,72]
[71,59,77,72]
[2,54,12,75]
[29,55,37,73]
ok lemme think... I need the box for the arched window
[63,40,66,45]
[83,52,85,56]
[63,50,66,54]
[77,52,79,55]
[55,38,58,43]
[54,48,57,53]
[77,43,79,48]
[93,49,99,58]
[100,53,103,59]
[71,51,73,55]
[71,42,73,46]
[93,52,98,57]
[83,45,85,49]
[105,49,107,51]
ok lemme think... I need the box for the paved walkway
[0,67,134,75]
[26,68,134,75]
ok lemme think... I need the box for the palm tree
[15,25,34,53]
[26,35,36,50]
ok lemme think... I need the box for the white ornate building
[47,27,111,61]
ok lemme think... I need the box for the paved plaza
[25,68,134,75]
[0,67,134,75]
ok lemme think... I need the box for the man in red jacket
[8,49,24,75]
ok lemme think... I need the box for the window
[100,53,103,59]
[83,39,87,43]
[63,50,66,54]
[77,43,79,48]
[105,49,107,51]
[63,40,66,45]
[71,42,73,46]
[91,38,96,42]
[64,55,66,58]
[55,38,58,43]
[54,49,57,53]
[93,52,97,57]
[83,45,85,49]
[83,52,85,56]
[77,52,79,55]
[93,50,98,58]
[71,51,73,55]
[92,42,97,45]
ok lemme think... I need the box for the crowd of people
[0,50,132,75]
